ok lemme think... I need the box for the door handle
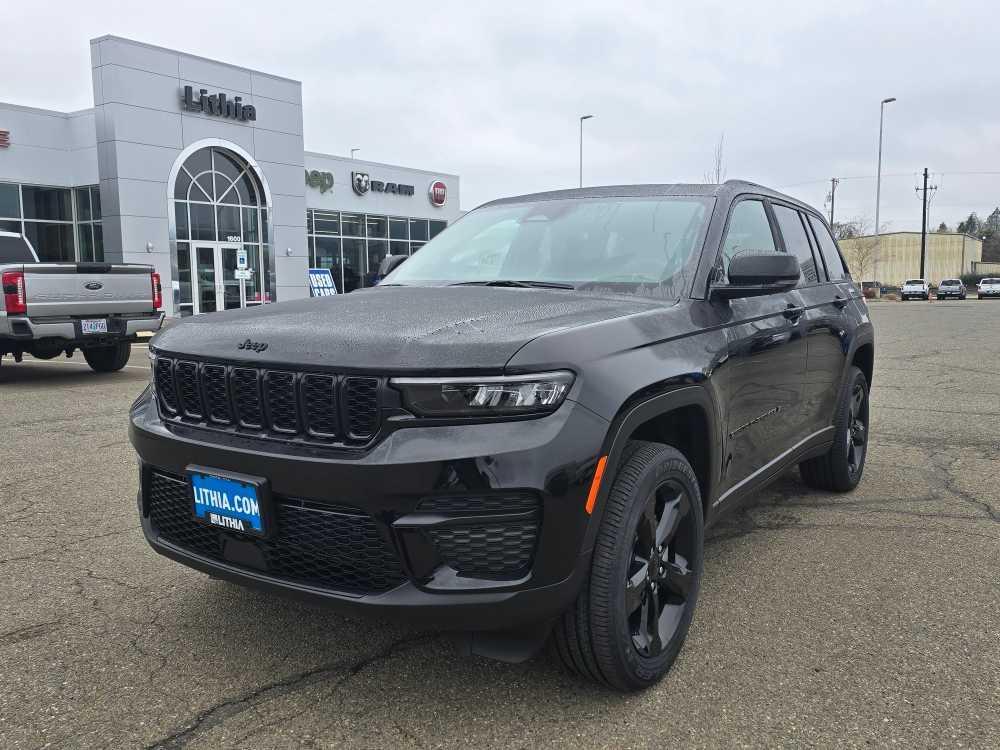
[833,295,849,309]
[783,304,805,321]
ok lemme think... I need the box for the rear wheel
[83,341,131,373]
[552,442,704,691]
[800,365,870,492]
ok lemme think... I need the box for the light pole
[579,115,593,187]
[874,97,896,283]
[350,148,360,159]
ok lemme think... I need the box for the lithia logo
[181,86,257,122]
[351,171,415,197]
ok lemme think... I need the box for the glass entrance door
[191,243,248,314]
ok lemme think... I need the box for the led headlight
[391,371,575,417]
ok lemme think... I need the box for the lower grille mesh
[428,522,539,580]
[146,471,407,594]
[419,494,542,580]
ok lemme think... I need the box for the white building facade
[0,36,461,316]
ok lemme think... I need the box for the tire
[799,365,870,492]
[83,341,131,373]
[552,441,704,691]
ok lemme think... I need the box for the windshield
[941,279,960,285]
[983,278,1000,284]
[384,196,713,297]
[904,279,925,285]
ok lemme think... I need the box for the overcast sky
[4,0,999,231]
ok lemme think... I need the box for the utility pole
[918,167,939,279]
[579,115,594,188]
[828,177,840,225]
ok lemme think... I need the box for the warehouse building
[838,232,982,285]
[0,36,462,316]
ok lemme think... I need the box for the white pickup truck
[900,278,931,301]
[1,231,164,372]
[978,277,1000,299]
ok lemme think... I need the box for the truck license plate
[81,319,108,334]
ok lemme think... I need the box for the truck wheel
[800,365,870,492]
[552,441,704,691]
[83,342,131,373]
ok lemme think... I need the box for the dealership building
[0,36,462,316]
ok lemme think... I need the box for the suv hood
[152,286,662,372]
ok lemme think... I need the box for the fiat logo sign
[428,180,447,207]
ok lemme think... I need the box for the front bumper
[979,290,1000,297]
[129,389,608,630]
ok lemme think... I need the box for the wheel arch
[851,341,874,388]
[583,386,722,551]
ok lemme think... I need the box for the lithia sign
[180,86,257,122]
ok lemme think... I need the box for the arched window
[172,147,271,315]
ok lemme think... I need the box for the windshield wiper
[449,280,576,290]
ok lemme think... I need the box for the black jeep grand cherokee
[130,181,874,691]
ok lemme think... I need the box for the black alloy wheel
[626,480,695,657]
[799,365,870,492]
[552,441,704,691]
[845,380,868,479]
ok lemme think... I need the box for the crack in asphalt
[143,633,438,749]
[0,619,63,647]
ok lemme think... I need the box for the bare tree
[703,133,726,184]
[839,217,878,281]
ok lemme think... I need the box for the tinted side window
[773,205,819,285]
[0,235,36,263]
[721,200,777,279]
[807,215,846,280]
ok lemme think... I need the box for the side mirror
[378,254,408,276]
[710,253,800,300]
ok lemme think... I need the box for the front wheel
[83,341,131,373]
[800,365,870,492]
[552,442,704,691]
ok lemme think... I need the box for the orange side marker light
[585,455,608,515]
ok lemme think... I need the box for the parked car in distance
[130,181,875,691]
[1,232,164,372]
[900,278,930,301]
[936,278,966,300]
[978,277,1000,299]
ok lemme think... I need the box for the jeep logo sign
[305,169,334,194]
[237,339,269,353]
[429,180,447,207]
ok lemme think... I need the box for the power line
[777,170,1000,190]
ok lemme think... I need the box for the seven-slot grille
[153,356,382,446]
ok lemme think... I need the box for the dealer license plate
[81,319,108,334]
[190,469,269,537]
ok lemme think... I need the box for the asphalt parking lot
[1,301,998,749]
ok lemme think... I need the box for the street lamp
[579,115,594,188]
[350,148,360,159]
[874,97,896,282]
